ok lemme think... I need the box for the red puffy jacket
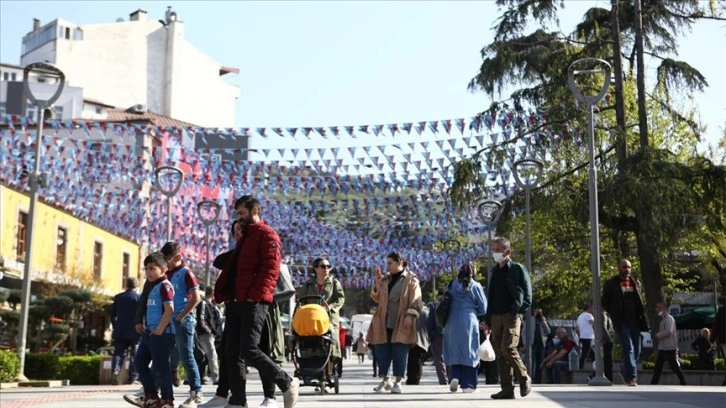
[234,221,281,304]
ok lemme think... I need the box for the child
[160,241,203,407]
[136,252,175,408]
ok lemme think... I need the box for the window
[56,227,67,271]
[53,105,64,119]
[16,211,28,262]
[2,72,7,81]
[122,252,130,288]
[93,242,103,280]
[95,106,103,114]
[65,27,71,40]
[0,102,6,117]
[26,104,37,119]
[11,72,17,81]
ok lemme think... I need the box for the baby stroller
[291,295,340,395]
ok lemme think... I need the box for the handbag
[477,335,496,362]
[273,263,296,302]
[434,284,453,327]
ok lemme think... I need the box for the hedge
[25,353,61,380]
[57,355,102,385]
[0,350,20,382]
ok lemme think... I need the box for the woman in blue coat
[443,263,488,393]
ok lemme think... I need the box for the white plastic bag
[477,335,496,362]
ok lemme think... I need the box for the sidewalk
[0,362,723,407]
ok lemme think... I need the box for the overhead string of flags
[1,106,589,288]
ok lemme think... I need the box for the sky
[1,0,724,158]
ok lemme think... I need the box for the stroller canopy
[293,304,331,336]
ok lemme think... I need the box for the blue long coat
[443,279,487,367]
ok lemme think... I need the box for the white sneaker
[198,395,229,408]
[462,388,477,393]
[260,398,278,408]
[373,378,393,393]
[449,378,459,393]
[179,390,203,408]
[123,391,145,407]
[282,377,299,408]
[391,382,402,394]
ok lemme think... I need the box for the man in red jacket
[214,196,299,408]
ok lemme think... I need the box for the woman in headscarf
[443,262,488,393]
[366,251,424,394]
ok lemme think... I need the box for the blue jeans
[617,322,642,381]
[375,329,410,378]
[170,315,202,391]
[136,332,175,400]
[545,360,569,384]
[449,364,478,389]
[112,338,139,382]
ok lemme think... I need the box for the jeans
[617,322,641,382]
[170,315,202,391]
[136,332,175,400]
[405,345,426,384]
[651,350,687,385]
[112,338,139,382]
[449,364,479,389]
[430,335,447,384]
[545,360,569,384]
[198,333,219,382]
[490,313,528,393]
[579,338,593,369]
[225,302,292,406]
[375,329,410,378]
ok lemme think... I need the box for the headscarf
[458,262,476,290]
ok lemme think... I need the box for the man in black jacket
[601,259,648,386]
[111,277,140,385]
[483,237,532,400]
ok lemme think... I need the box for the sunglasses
[317,264,332,269]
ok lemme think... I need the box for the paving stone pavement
[0,362,723,407]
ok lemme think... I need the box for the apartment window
[122,252,130,288]
[16,211,28,262]
[93,242,103,280]
[64,27,71,40]
[95,106,103,114]
[2,72,7,81]
[53,105,64,119]
[56,227,67,271]
[11,72,17,81]
[26,104,37,119]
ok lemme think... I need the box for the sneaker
[159,400,174,408]
[373,378,393,393]
[179,391,203,408]
[391,382,402,394]
[626,379,638,387]
[520,375,531,397]
[124,388,146,407]
[462,388,477,394]
[282,377,299,408]
[198,396,229,408]
[490,391,515,400]
[142,394,161,408]
[449,378,459,393]
[172,371,182,387]
[259,398,278,408]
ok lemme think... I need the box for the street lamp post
[197,200,221,288]
[16,63,65,381]
[568,58,612,386]
[512,158,544,376]
[154,166,184,242]
[478,199,502,284]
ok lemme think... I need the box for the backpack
[207,301,224,337]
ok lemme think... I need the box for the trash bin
[99,356,113,384]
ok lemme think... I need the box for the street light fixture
[477,199,502,283]
[512,157,544,377]
[197,200,221,288]
[154,166,184,242]
[16,62,65,381]
[568,57,612,386]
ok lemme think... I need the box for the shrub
[716,358,725,370]
[643,360,655,369]
[25,353,60,380]
[58,355,101,385]
[0,350,20,382]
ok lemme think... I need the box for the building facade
[18,7,239,127]
[0,185,142,295]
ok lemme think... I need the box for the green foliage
[57,289,92,304]
[7,289,22,307]
[42,324,71,344]
[25,353,61,380]
[0,290,9,304]
[43,296,75,317]
[57,355,101,385]
[0,350,20,382]
[0,310,20,324]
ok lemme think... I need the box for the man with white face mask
[482,237,532,400]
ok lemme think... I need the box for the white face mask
[493,252,507,263]
[552,338,561,345]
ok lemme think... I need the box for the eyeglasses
[317,264,332,269]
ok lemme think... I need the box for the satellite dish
[116,18,125,22]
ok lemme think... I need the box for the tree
[457,0,726,325]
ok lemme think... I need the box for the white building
[18,7,239,127]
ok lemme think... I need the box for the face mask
[552,338,560,345]
[657,311,665,317]
[493,252,507,263]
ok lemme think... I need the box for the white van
[350,314,373,339]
